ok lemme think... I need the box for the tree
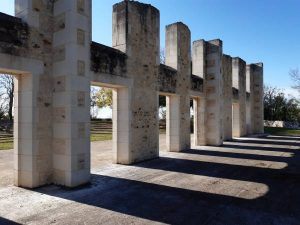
[90,86,99,119]
[290,68,300,93]
[0,101,6,121]
[95,88,113,109]
[264,85,300,122]
[0,74,14,121]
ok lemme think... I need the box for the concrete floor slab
[0,134,300,224]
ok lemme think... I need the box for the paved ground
[0,134,300,224]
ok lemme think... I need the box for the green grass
[0,141,13,150]
[0,121,113,150]
[264,127,300,136]
[90,133,112,142]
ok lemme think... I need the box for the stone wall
[159,64,177,93]
[91,42,127,76]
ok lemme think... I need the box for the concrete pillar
[246,65,252,134]
[14,0,53,188]
[192,41,206,145]
[52,0,91,187]
[113,1,160,162]
[112,87,131,164]
[232,58,246,137]
[205,40,224,146]
[166,95,180,151]
[165,22,191,151]
[222,54,233,141]
[232,103,240,137]
[193,98,206,145]
[251,63,264,134]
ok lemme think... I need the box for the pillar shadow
[231,138,300,147]
[0,217,21,225]
[37,171,300,225]
[221,144,297,153]
[35,135,300,224]
[263,136,300,141]
[184,148,294,162]
[135,156,300,182]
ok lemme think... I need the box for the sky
[1,0,300,98]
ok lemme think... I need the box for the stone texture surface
[222,54,233,141]
[251,63,264,134]
[232,57,247,138]
[165,22,191,152]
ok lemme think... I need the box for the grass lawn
[91,133,112,142]
[264,127,300,136]
[0,120,113,150]
[1,123,298,150]
[0,141,13,150]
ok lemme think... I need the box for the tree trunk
[8,81,14,121]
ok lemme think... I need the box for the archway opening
[0,73,15,187]
[90,85,113,170]
[158,94,167,152]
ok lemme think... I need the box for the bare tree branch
[290,68,300,93]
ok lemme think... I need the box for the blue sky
[1,0,300,96]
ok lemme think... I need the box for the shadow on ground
[31,135,300,225]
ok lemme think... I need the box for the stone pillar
[51,0,91,187]
[246,64,252,134]
[205,40,223,146]
[192,40,206,146]
[222,54,232,141]
[251,63,264,134]
[112,87,131,164]
[14,0,53,187]
[113,1,160,162]
[193,98,206,145]
[166,95,180,151]
[165,22,191,151]
[232,58,246,137]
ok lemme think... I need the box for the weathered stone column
[165,22,191,151]
[52,0,91,187]
[222,54,233,141]
[193,98,206,145]
[113,1,160,162]
[246,64,253,134]
[112,87,131,164]
[251,63,264,134]
[232,58,246,137]
[192,40,206,146]
[205,40,223,146]
[14,0,53,187]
